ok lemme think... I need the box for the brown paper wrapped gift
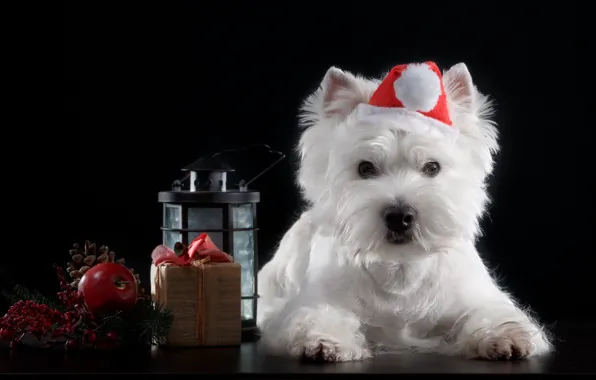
[150,234,241,347]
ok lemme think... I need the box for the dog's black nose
[383,205,416,234]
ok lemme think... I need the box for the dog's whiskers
[413,226,430,252]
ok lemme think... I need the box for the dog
[256,61,552,362]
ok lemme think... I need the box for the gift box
[150,233,241,347]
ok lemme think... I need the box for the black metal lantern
[158,145,284,341]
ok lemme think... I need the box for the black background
[50,1,590,325]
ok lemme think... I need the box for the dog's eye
[358,161,378,179]
[421,161,441,177]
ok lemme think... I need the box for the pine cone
[83,255,96,266]
[98,245,109,256]
[84,241,97,256]
[69,270,83,279]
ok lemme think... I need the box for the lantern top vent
[182,156,235,173]
[163,144,285,202]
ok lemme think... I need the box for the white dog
[256,61,552,362]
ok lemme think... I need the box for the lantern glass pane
[234,230,254,320]
[188,231,223,251]
[232,204,253,228]
[163,231,181,250]
[164,204,182,229]
[242,299,254,321]
[188,207,223,230]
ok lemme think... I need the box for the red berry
[65,339,79,351]
[0,328,14,341]
[83,330,97,343]
[106,331,118,341]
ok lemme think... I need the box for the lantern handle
[211,144,286,191]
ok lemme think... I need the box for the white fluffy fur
[393,63,441,112]
[256,63,552,362]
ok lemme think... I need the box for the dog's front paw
[464,322,536,360]
[291,335,371,363]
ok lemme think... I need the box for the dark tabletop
[0,321,594,375]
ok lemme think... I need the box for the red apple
[78,263,138,315]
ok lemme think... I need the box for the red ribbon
[151,233,233,266]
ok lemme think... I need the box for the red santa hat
[354,61,457,137]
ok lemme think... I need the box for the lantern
[158,146,284,341]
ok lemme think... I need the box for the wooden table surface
[0,321,593,374]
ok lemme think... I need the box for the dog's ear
[299,66,374,127]
[443,63,476,113]
[443,63,499,173]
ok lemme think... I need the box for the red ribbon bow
[151,233,233,266]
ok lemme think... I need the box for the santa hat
[354,61,458,137]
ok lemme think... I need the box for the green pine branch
[67,298,173,346]
[137,300,173,345]
[2,284,64,312]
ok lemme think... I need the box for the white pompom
[393,63,441,113]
